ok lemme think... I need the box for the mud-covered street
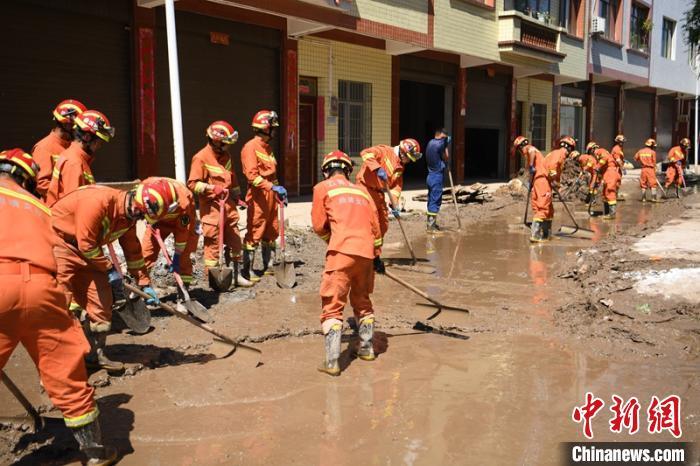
[2,178,699,465]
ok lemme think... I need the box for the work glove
[373,256,385,274]
[529,165,536,176]
[585,192,593,204]
[169,253,181,274]
[194,221,203,236]
[376,167,388,182]
[107,267,125,303]
[390,207,401,219]
[272,185,287,202]
[211,185,229,199]
[142,286,160,305]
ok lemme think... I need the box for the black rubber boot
[71,420,117,466]
[426,215,440,232]
[541,220,553,240]
[84,323,123,373]
[640,189,647,202]
[318,321,342,376]
[261,243,276,276]
[242,249,260,282]
[234,262,253,287]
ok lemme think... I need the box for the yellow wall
[433,0,502,60]
[354,0,428,34]
[298,38,392,176]
[517,77,553,152]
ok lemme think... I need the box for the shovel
[445,167,462,230]
[124,283,262,365]
[208,198,233,292]
[523,174,534,228]
[382,269,470,320]
[552,186,595,239]
[1,370,42,432]
[274,199,296,288]
[150,227,211,323]
[106,243,151,334]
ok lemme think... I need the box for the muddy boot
[85,323,124,373]
[542,220,553,240]
[640,189,647,202]
[71,419,117,466]
[242,249,260,283]
[651,188,660,203]
[608,202,617,218]
[529,221,544,243]
[234,262,253,288]
[426,215,440,232]
[602,202,610,218]
[261,243,276,276]
[675,185,680,198]
[357,316,376,361]
[318,320,342,376]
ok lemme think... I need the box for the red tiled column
[454,67,466,183]
[282,38,299,196]
[133,5,157,179]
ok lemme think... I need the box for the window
[599,0,620,41]
[567,0,583,37]
[338,80,372,157]
[515,0,550,16]
[530,103,547,150]
[662,18,676,59]
[629,2,650,51]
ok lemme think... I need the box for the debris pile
[412,183,493,204]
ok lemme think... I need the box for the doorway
[465,128,500,179]
[298,76,319,194]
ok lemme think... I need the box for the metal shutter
[0,0,133,181]
[656,96,674,154]
[593,88,616,147]
[623,90,653,157]
[155,10,280,190]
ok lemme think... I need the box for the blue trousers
[426,171,444,215]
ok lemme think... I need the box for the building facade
[0,0,697,193]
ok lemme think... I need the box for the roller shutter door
[623,90,653,158]
[155,10,280,189]
[0,0,133,181]
[593,88,616,148]
[656,96,674,154]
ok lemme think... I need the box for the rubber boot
[651,188,660,203]
[241,249,260,283]
[529,221,544,243]
[541,220,553,240]
[640,189,647,202]
[426,215,440,232]
[318,321,342,376]
[676,185,680,199]
[71,419,117,466]
[84,324,124,373]
[357,316,376,361]
[261,243,276,276]
[234,262,253,288]
[602,202,610,218]
[608,202,617,218]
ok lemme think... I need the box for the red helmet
[133,178,179,224]
[614,134,626,144]
[680,138,691,149]
[206,120,238,145]
[644,138,657,148]
[74,110,115,143]
[513,136,529,149]
[559,136,576,150]
[252,110,280,131]
[53,99,87,124]
[399,138,422,162]
[0,148,39,182]
[586,141,599,153]
[321,150,353,174]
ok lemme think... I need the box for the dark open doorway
[465,128,500,179]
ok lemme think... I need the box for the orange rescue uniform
[52,185,150,329]
[241,136,279,251]
[311,174,382,331]
[355,144,404,239]
[141,177,198,284]
[594,148,621,204]
[32,131,71,200]
[634,148,658,189]
[46,141,96,207]
[611,143,625,186]
[526,145,552,222]
[664,146,686,188]
[0,178,97,427]
[187,145,243,268]
[578,154,599,192]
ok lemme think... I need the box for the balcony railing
[521,23,558,51]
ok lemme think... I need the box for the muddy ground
[1,178,699,465]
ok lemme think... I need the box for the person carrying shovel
[424,128,450,232]
[611,134,627,199]
[542,136,578,238]
[664,138,690,198]
[586,142,621,219]
[514,136,547,243]
[311,150,383,376]
[569,148,598,203]
[634,138,659,202]
[188,121,252,289]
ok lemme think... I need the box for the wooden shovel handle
[381,180,417,264]
[1,370,42,431]
[148,226,191,301]
[383,269,442,308]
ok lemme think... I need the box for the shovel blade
[557,225,595,239]
[115,298,151,334]
[274,260,296,289]
[208,267,233,292]
[184,300,212,323]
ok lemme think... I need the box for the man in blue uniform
[425,128,450,231]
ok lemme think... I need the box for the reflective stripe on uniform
[252,176,264,187]
[389,189,401,199]
[385,158,395,175]
[174,241,187,251]
[204,259,218,267]
[180,275,193,284]
[126,258,145,269]
[51,154,60,161]
[83,172,95,184]
[327,187,371,202]
[108,228,130,242]
[52,166,61,179]
[194,181,208,194]
[319,233,330,242]
[64,407,99,428]
[225,160,232,171]
[82,247,102,259]
[361,152,375,161]
[0,186,51,215]
[254,150,275,163]
[204,164,224,174]
[374,238,383,247]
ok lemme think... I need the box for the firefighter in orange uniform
[51,181,176,371]
[634,138,659,202]
[0,149,116,465]
[188,121,252,288]
[514,136,547,242]
[312,151,383,376]
[664,138,690,197]
[586,141,621,219]
[46,110,114,207]
[570,149,599,203]
[241,110,287,281]
[355,138,422,241]
[542,136,577,237]
[32,99,87,200]
[611,134,627,197]
[141,177,200,287]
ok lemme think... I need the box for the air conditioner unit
[591,16,606,35]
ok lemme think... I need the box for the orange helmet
[132,178,179,224]
[321,150,353,174]
[206,120,238,145]
[559,136,576,150]
[586,142,599,153]
[75,110,115,143]
[569,150,581,159]
[644,138,657,148]
[53,99,86,125]
[614,134,626,144]
[399,138,422,162]
[252,110,280,131]
[680,138,691,149]
[513,136,529,150]
[0,148,40,193]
